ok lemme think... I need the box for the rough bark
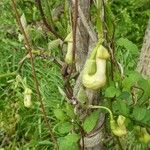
[73,1,150,149]
[72,0,105,149]
[137,18,150,77]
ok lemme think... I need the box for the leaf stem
[89,105,113,120]
[35,0,63,40]
[89,105,124,150]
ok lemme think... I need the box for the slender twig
[11,0,58,149]
[72,0,78,63]
[101,1,124,149]
[60,0,79,102]
[101,0,106,40]
[35,0,64,40]
[102,0,115,80]
[64,0,69,29]
[65,0,78,79]
[72,120,85,150]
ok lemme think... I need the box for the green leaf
[58,137,79,150]
[113,100,129,116]
[105,86,121,98]
[141,109,150,124]
[77,87,88,104]
[122,71,142,91]
[137,78,150,104]
[56,122,73,134]
[118,91,130,100]
[128,71,142,80]
[58,133,80,150]
[114,71,122,82]
[132,106,147,121]
[83,110,99,133]
[54,109,66,121]
[65,133,80,143]
[117,38,138,54]
[65,103,75,119]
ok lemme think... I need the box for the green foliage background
[0,0,150,149]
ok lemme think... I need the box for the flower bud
[65,42,73,64]
[135,126,150,144]
[110,115,127,137]
[65,33,73,64]
[24,88,32,108]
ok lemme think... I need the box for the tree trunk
[137,18,150,77]
[72,0,105,149]
[73,0,150,148]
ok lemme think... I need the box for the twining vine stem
[11,0,58,149]
[101,0,124,149]
[62,0,79,102]
[35,0,64,40]
[72,0,78,63]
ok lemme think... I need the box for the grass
[0,1,63,149]
[0,0,150,149]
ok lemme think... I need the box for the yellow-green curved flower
[82,43,110,90]
[65,33,73,64]
[135,126,150,144]
[110,115,127,137]
[82,58,107,90]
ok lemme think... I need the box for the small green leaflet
[132,106,147,121]
[137,78,150,104]
[54,109,67,121]
[122,71,142,91]
[55,122,73,134]
[83,110,100,133]
[113,100,129,116]
[105,86,121,98]
[65,103,75,119]
[65,133,81,143]
[118,91,130,100]
[77,87,88,104]
[58,133,80,150]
